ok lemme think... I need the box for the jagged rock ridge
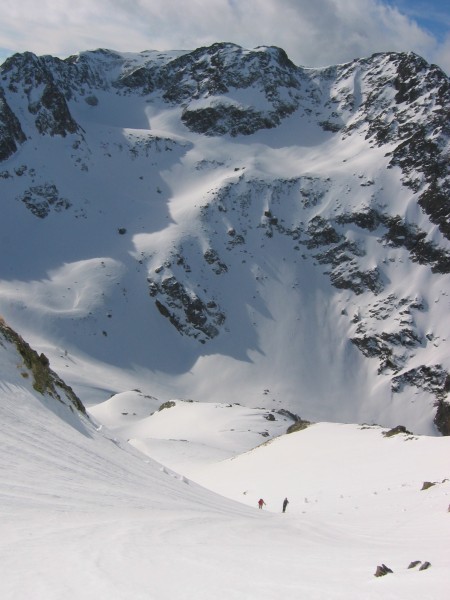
[0,317,85,415]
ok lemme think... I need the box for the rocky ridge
[0,317,85,415]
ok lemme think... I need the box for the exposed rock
[350,295,440,391]
[277,409,302,422]
[158,401,176,411]
[336,51,450,245]
[337,210,450,273]
[84,95,98,106]
[406,560,432,571]
[181,104,281,137]
[382,215,450,273]
[286,418,311,434]
[336,209,382,231]
[383,425,412,437]
[315,240,365,267]
[2,52,79,137]
[418,181,450,241]
[115,65,156,94]
[386,54,450,241]
[305,216,342,248]
[0,318,85,413]
[31,80,79,136]
[391,365,449,400]
[203,248,228,274]
[19,183,71,218]
[351,334,400,373]
[434,399,450,436]
[162,43,300,136]
[0,87,26,161]
[421,481,436,490]
[374,564,393,577]
[330,265,384,296]
[149,275,226,342]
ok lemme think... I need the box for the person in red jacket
[258,498,266,509]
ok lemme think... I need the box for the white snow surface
[1,330,449,599]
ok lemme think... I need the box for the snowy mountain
[1,43,450,435]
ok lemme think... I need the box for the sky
[0,0,449,74]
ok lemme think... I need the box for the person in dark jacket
[258,498,266,509]
[282,497,289,512]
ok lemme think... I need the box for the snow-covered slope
[89,391,301,471]
[0,43,449,434]
[1,321,449,599]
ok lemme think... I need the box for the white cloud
[433,34,450,74]
[0,0,446,73]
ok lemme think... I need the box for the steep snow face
[0,44,449,434]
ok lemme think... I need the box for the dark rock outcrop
[19,183,71,218]
[383,425,412,437]
[374,564,393,577]
[0,318,85,413]
[0,88,26,161]
[149,275,226,343]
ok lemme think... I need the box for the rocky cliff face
[0,87,26,161]
[0,43,449,434]
[0,318,85,415]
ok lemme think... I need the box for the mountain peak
[0,43,449,434]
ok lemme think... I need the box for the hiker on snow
[282,497,289,512]
[258,498,266,509]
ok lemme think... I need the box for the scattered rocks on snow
[408,560,431,570]
[374,564,393,577]
[382,425,413,437]
[375,561,432,578]
[421,481,436,490]
[264,413,276,421]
